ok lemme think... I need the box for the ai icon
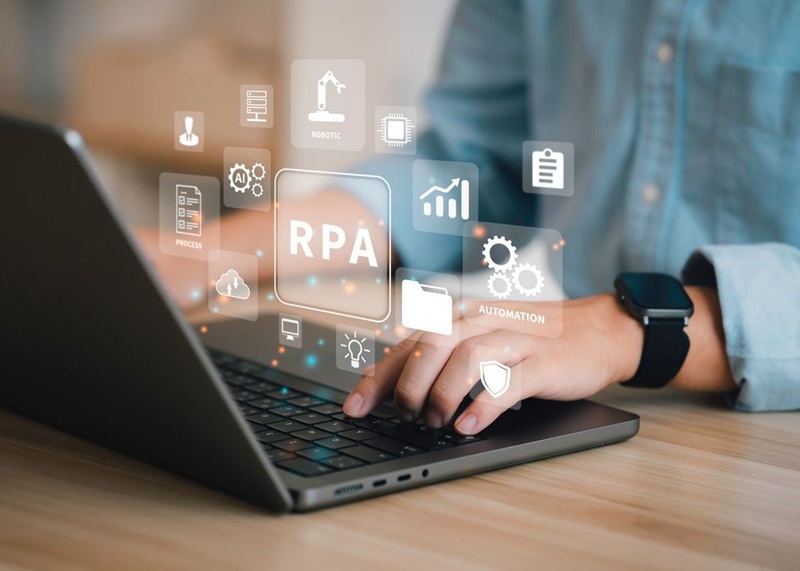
[479,360,511,399]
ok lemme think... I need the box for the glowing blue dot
[308,275,318,286]
[304,354,319,368]
[190,288,202,301]
[266,293,275,301]
[375,277,382,284]
[256,249,264,258]
[212,307,219,313]
[280,386,289,394]
[317,338,326,346]
[340,278,347,284]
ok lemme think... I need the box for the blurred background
[0,0,456,226]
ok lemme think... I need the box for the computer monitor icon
[281,317,300,341]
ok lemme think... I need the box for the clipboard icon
[401,279,453,335]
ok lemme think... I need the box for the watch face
[616,273,693,316]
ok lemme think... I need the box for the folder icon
[401,279,453,336]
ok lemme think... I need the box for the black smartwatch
[614,272,694,388]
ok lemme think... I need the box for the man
[340,0,800,432]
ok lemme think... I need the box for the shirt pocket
[712,61,800,245]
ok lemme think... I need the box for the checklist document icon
[531,148,564,190]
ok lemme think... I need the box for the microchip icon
[386,117,408,142]
[375,107,416,154]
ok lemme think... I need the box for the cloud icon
[215,269,251,300]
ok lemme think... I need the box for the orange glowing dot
[271,359,279,367]
[552,244,559,251]
[275,202,281,209]
[394,325,407,337]
[358,219,365,226]
[200,326,208,334]
[344,282,356,294]
[414,350,422,358]
[383,347,391,354]
[472,225,487,238]
[560,239,566,246]
[278,346,286,354]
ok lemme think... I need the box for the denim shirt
[377,0,800,412]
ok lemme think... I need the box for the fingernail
[455,413,478,435]
[426,409,443,429]
[343,392,364,417]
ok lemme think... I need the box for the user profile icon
[175,111,204,152]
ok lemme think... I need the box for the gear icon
[251,182,265,198]
[487,272,513,299]
[251,162,267,181]
[512,263,544,297]
[482,236,518,272]
[228,163,251,194]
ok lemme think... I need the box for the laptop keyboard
[208,349,486,478]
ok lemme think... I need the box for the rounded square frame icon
[467,344,524,413]
[375,106,417,155]
[158,172,220,260]
[462,222,564,338]
[336,324,375,375]
[522,140,574,197]
[395,268,460,338]
[412,160,479,236]
[223,146,272,212]
[209,250,259,322]
[290,59,366,151]
[273,168,392,323]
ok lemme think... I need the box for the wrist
[597,292,645,384]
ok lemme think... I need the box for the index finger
[342,333,419,417]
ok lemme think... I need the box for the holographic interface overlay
[159,172,220,261]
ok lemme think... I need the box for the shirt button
[643,184,661,204]
[656,43,674,63]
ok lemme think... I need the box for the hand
[343,287,736,435]
[343,294,644,435]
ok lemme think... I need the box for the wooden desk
[1,387,798,570]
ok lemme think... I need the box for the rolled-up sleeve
[682,243,800,411]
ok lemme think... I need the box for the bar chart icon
[419,177,470,220]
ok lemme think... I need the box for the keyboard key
[231,389,261,402]
[236,361,265,375]
[339,428,379,442]
[265,388,302,400]
[321,455,365,471]
[364,437,424,457]
[369,405,397,419]
[287,396,326,408]
[331,413,348,420]
[291,412,330,425]
[433,430,485,445]
[375,423,453,450]
[314,420,354,433]
[269,405,306,417]
[309,403,343,415]
[247,397,282,410]
[296,446,338,461]
[273,438,314,452]
[222,373,253,387]
[276,458,333,477]
[255,430,288,444]
[315,435,356,450]
[354,418,397,433]
[343,445,396,464]
[267,419,308,432]
[245,411,282,425]
[238,404,260,416]
[264,448,295,462]
[243,382,278,394]
[290,428,331,441]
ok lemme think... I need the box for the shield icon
[479,360,511,399]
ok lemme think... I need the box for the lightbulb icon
[341,330,371,369]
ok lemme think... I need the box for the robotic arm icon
[308,70,347,123]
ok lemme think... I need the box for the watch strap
[622,318,690,388]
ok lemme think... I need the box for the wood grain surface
[1,386,798,570]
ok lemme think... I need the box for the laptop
[0,115,639,512]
